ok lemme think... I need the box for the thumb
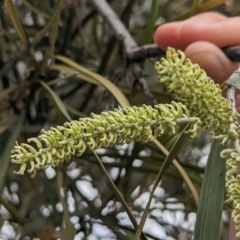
[185,41,239,84]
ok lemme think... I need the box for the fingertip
[154,23,183,50]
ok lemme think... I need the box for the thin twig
[223,46,240,62]
[128,44,165,62]
[132,63,158,104]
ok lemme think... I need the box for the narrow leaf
[0,85,18,102]
[39,80,71,121]
[144,0,158,44]
[191,0,200,16]
[57,170,76,240]
[31,0,65,47]
[135,124,192,239]
[5,0,29,49]
[92,151,148,240]
[193,140,226,240]
[22,0,52,20]
[0,113,24,194]
[48,64,99,85]
[55,55,130,108]
[172,0,227,21]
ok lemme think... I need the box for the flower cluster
[155,47,233,133]
[221,148,240,238]
[11,102,200,177]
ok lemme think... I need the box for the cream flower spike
[11,102,200,177]
[155,47,234,133]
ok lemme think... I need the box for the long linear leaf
[31,0,65,47]
[152,137,199,206]
[22,0,52,20]
[38,80,71,121]
[172,0,227,21]
[0,113,24,194]
[134,124,195,239]
[193,140,226,240]
[54,55,130,108]
[92,151,148,240]
[57,170,76,240]
[144,0,158,44]
[190,0,200,16]
[48,64,99,85]
[0,60,15,78]
[5,0,29,49]
[0,85,18,102]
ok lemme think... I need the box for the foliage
[1,0,240,240]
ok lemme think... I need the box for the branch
[88,0,240,105]
[89,0,157,103]
[88,0,137,54]
[223,46,240,62]
[131,45,240,63]
[89,0,240,62]
[128,44,165,62]
[132,63,158,104]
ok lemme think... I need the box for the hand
[154,12,240,111]
[154,12,240,83]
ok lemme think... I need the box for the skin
[154,12,240,112]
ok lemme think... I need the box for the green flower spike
[221,148,240,238]
[11,102,200,177]
[155,47,233,133]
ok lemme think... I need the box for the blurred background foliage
[0,0,240,239]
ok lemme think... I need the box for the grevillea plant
[10,47,240,237]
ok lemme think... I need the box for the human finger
[180,17,240,49]
[184,41,239,84]
[154,12,227,50]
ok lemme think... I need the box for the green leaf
[0,60,15,79]
[5,0,29,49]
[0,85,18,102]
[38,80,71,121]
[134,124,192,240]
[193,139,226,240]
[54,55,130,108]
[227,77,240,90]
[18,217,49,237]
[31,0,65,47]
[143,0,158,44]
[172,0,227,21]
[92,151,148,240]
[22,0,52,20]
[57,170,76,240]
[0,113,24,194]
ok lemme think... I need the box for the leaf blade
[54,55,130,108]
[5,0,29,49]
[39,80,71,121]
[0,113,24,194]
[193,139,226,240]
[31,0,65,47]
